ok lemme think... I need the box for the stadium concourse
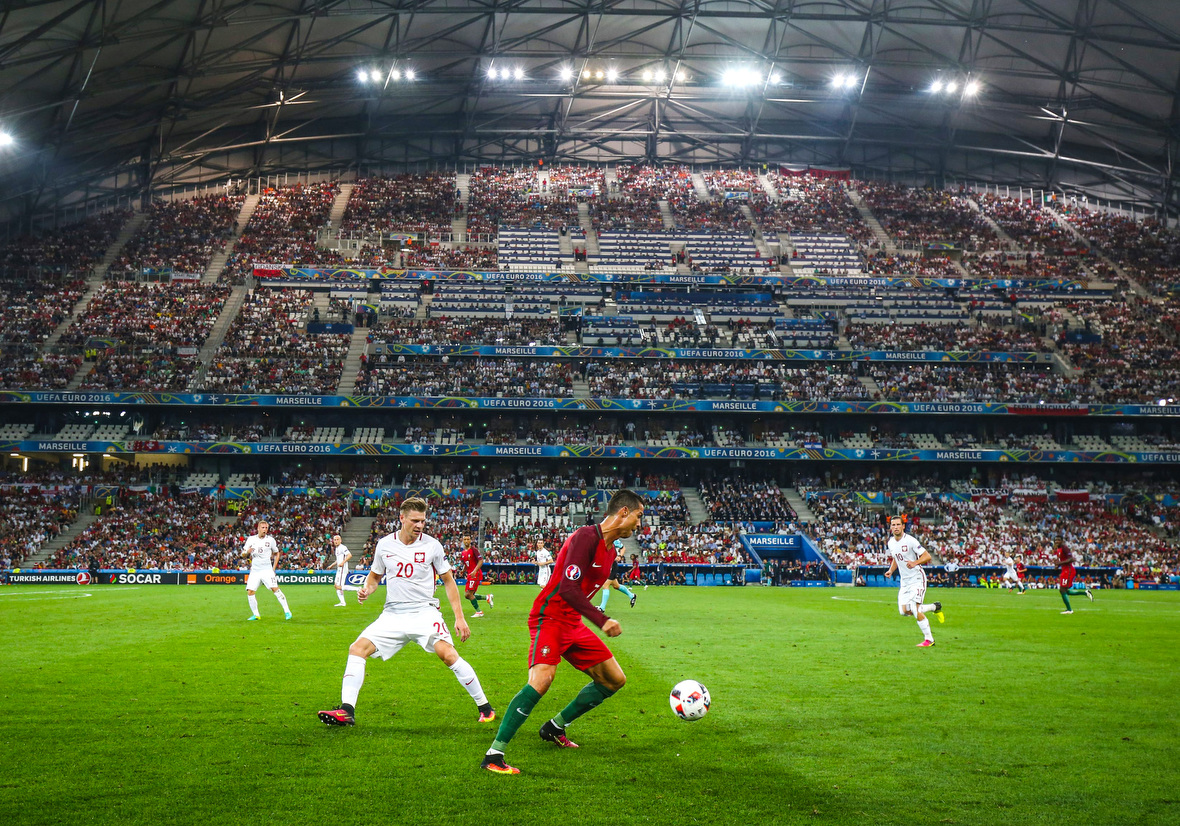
[0,168,1178,590]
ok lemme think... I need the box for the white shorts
[1002,570,1019,582]
[334,566,349,588]
[898,580,926,614]
[537,565,552,588]
[359,608,453,660]
[247,569,278,591]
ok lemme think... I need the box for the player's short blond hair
[400,496,428,514]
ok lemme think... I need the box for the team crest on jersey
[541,646,551,657]
[414,553,425,563]
[565,564,582,581]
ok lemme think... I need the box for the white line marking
[0,587,140,598]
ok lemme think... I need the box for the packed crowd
[1059,299,1180,404]
[80,351,200,392]
[585,361,868,400]
[232,493,352,569]
[203,287,348,394]
[0,350,82,390]
[466,168,582,234]
[356,357,575,397]
[698,478,798,524]
[761,174,873,243]
[845,321,1044,351]
[59,281,231,349]
[220,182,344,283]
[341,174,457,236]
[858,182,997,250]
[0,489,79,568]
[1063,206,1180,294]
[0,209,131,274]
[107,194,243,277]
[52,490,232,570]
[867,363,1100,404]
[367,316,564,346]
[975,194,1080,254]
[401,244,498,270]
[0,274,85,344]
[635,523,752,566]
[364,493,482,557]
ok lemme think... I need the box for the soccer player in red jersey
[460,534,493,617]
[1056,545,1093,614]
[481,490,645,775]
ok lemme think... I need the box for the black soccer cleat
[630,593,637,608]
[477,703,496,723]
[539,719,579,748]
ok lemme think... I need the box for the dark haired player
[460,534,493,617]
[1056,545,1094,614]
[481,490,645,775]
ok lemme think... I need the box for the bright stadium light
[560,66,573,80]
[583,69,592,79]
[370,69,383,83]
[487,66,497,79]
[642,69,653,81]
[595,69,604,79]
[513,67,524,80]
[930,79,944,93]
[675,70,686,81]
[945,80,958,93]
[357,69,370,83]
[964,80,980,96]
[655,69,666,82]
[405,68,416,81]
[770,72,782,84]
[390,69,401,80]
[605,67,618,82]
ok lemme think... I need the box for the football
[669,679,711,721]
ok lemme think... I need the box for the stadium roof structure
[3,0,1180,224]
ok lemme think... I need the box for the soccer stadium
[1,1,1178,823]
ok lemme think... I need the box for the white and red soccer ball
[669,679,710,721]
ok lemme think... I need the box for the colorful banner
[4,440,1178,463]
[3,390,1179,418]
[369,343,1048,363]
[256,265,1099,292]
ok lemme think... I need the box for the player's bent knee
[349,638,377,658]
[434,641,458,665]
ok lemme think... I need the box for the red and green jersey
[529,524,613,629]
[460,546,481,575]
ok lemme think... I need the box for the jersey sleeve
[908,536,927,557]
[558,529,609,629]
[370,545,387,577]
[433,540,452,575]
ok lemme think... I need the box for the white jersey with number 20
[370,532,451,613]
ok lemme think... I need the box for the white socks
[335,590,347,606]
[342,654,366,707]
[917,618,932,642]
[275,590,290,612]
[449,657,488,705]
[919,603,936,613]
[247,594,259,617]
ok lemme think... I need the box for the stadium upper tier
[2,170,1179,407]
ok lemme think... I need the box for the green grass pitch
[1,584,1177,825]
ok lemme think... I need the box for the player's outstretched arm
[439,571,470,642]
[357,571,382,604]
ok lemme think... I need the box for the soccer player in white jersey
[884,515,944,647]
[317,496,495,727]
[535,540,554,588]
[331,534,352,607]
[242,521,292,621]
[1001,553,1027,594]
